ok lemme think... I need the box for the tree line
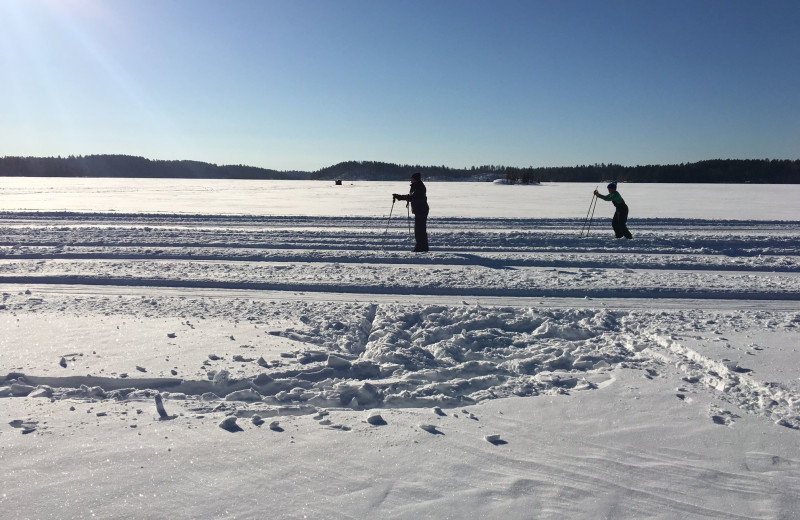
[0,155,308,180]
[1,155,797,183]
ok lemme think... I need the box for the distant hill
[1,155,797,183]
[312,160,491,181]
[0,155,309,180]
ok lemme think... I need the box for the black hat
[411,172,421,181]
[607,182,617,190]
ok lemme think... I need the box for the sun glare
[0,0,167,156]
[43,0,110,19]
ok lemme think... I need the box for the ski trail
[627,333,800,429]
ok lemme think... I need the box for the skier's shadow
[454,254,515,271]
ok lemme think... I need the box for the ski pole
[382,199,396,248]
[585,191,598,237]
[406,203,412,241]
[580,188,597,237]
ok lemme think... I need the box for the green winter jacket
[597,191,626,207]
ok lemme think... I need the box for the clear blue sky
[1,0,798,171]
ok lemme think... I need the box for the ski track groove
[1,249,798,272]
[1,274,800,301]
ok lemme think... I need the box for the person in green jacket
[593,182,633,239]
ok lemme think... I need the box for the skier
[393,172,429,252]
[594,182,633,239]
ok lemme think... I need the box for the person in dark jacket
[393,172,429,252]
[594,182,633,239]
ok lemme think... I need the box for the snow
[1,177,798,219]
[1,178,799,519]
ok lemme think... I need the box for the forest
[0,155,797,183]
[0,155,308,180]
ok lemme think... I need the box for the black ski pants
[413,210,429,252]
[612,204,632,239]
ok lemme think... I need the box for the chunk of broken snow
[367,413,387,426]
[11,383,35,397]
[28,387,53,399]
[225,389,262,402]
[419,424,441,434]
[327,354,352,369]
[219,416,242,432]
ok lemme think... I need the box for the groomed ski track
[1,212,799,306]
[4,285,800,313]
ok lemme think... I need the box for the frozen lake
[0,177,798,220]
[1,176,799,519]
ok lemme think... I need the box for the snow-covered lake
[1,178,799,519]
[1,177,798,219]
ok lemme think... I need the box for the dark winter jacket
[396,180,429,215]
